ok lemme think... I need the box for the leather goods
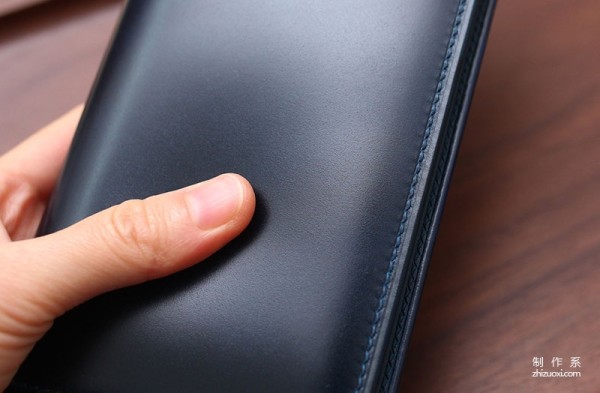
[10,0,495,392]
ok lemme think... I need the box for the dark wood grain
[0,1,598,392]
[0,0,49,17]
[0,0,122,154]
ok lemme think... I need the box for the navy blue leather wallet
[11,0,494,391]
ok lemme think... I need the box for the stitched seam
[379,1,488,388]
[380,1,488,387]
[353,1,468,391]
[8,381,62,393]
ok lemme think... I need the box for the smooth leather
[11,1,494,392]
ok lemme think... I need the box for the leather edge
[383,1,497,391]
[355,0,496,391]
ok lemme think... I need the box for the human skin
[0,105,256,390]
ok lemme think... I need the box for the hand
[0,106,256,390]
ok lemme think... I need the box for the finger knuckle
[104,199,168,277]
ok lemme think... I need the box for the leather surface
[12,1,494,392]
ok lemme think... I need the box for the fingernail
[186,174,244,229]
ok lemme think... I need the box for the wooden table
[1,1,599,392]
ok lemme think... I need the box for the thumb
[0,173,255,387]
